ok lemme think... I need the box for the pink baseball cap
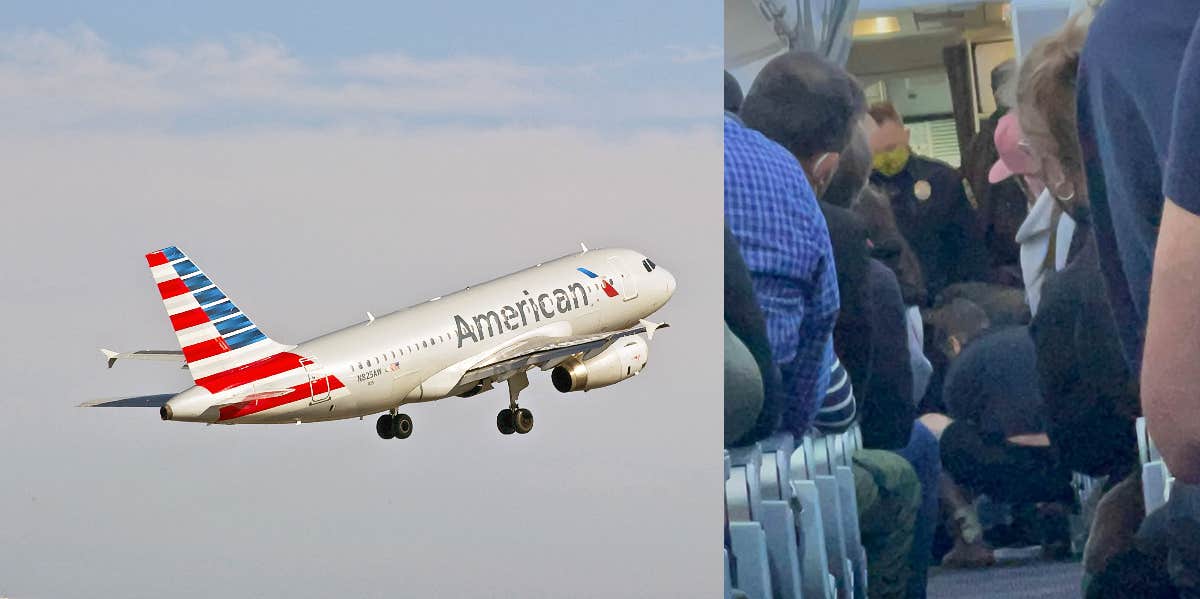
[988,112,1037,184]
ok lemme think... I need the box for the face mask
[873,146,910,177]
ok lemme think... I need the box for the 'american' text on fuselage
[454,282,592,347]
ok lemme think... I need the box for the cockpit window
[642,259,652,272]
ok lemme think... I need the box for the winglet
[639,319,669,341]
[100,348,119,369]
[366,311,376,326]
[580,242,588,253]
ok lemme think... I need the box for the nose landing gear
[376,410,413,440]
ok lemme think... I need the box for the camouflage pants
[854,449,922,599]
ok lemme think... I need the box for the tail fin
[145,246,288,381]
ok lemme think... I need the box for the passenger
[919,297,990,416]
[791,118,916,451]
[852,183,927,309]
[1078,0,1200,593]
[724,226,782,447]
[724,323,762,448]
[914,297,996,568]
[961,59,1028,287]
[724,57,840,438]
[739,51,921,599]
[989,112,1076,316]
[934,282,1029,327]
[868,101,989,302]
[824,125,941,598]
[1008,16,1145,589]
[920,327,1075,558]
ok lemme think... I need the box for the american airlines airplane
[85,245,675,440]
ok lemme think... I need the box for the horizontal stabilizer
[100,348,186,369]
[638,319,669,341]
[80,394,174,408]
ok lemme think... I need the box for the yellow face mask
[873,147,911,177]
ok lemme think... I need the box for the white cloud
[666,44,723,63]
[0,26,715,132]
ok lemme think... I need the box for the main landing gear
[497,371,534,435]
[376,409,413,440]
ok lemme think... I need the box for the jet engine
[551,335,648,393]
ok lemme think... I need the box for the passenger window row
[350,331,454,371]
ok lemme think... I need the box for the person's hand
[1007,433,1051,447]
[918,413,954,439]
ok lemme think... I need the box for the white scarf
[1015,188,1076,315]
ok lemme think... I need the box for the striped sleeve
[814,349,857,434]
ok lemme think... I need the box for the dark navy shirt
[1076,0,1200,375]
[1166,19,1200,222]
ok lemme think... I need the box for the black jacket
[821,202,915,449]
[1030,225,1139,478]
[871,154,989,302]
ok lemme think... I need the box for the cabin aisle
[928,559,1084,598]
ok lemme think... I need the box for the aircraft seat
[1137,418,1176,515]
[727,444,773,599]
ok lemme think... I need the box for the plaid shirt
[724,115,840,435]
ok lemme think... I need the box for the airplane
[84,244,676,440]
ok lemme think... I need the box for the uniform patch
[914,180,932,202]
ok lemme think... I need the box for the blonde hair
[1017,12,1092,193]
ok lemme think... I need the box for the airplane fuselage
[162,248,674,425]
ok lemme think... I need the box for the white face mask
[813,152,834,173]
[812,152,834,195]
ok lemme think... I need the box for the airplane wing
[459,319,668,385]
[100,348,187,369]
[79,394,175,408]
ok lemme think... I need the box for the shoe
[1036,502,1073,560]
[942,539,997,568]
[942,506,996,568]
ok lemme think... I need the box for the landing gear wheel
[393,413,413,439]
[376,414,395,440]
[514,408,534,434]
[497,409,516,435]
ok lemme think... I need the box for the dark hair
[868,101,903,126]
[822,125,871,208]
[991,59,1014,98]
[740,51,866,161]
[724,71,743,113]
[852,184,926,306]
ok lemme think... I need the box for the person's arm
[1142,199,1200,484]
[813,342,857,434]
[1148,16,1200,485]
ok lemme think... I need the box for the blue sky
[0,1,721,133]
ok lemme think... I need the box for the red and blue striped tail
[145,246,287,381]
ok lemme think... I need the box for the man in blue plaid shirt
[724,112,839,435]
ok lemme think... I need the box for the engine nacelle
[551,335,649,393]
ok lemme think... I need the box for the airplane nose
[664,269,677,297]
